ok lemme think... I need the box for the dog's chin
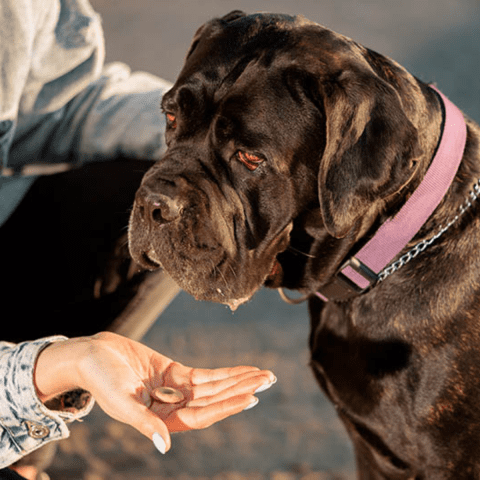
[130,222,293,311]
[182,270,265,311]
[178,278,259,312]
[174,256,285,311]
[135,247,282,311]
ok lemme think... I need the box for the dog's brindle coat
[129,12,480,479]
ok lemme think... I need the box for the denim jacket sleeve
[0,337,94,468]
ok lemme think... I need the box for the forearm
[12,64,173,175]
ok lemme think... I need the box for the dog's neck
[315,86,468,302]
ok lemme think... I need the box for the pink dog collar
[317,86,467,302]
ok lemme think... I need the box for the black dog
[129,11,480,478]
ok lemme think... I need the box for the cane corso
[128,11,480,479]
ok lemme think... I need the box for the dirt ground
[47,1,480,478]
[48,290,356,479]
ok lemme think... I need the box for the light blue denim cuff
[0,337,95,467]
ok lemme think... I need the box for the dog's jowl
[129,11,480,479]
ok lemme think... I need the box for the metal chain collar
[377,180,480,282]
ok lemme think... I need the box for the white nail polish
[152,432,167,454]
[255,382,273,394]
[244,397,259,411]
[254,376,277,394]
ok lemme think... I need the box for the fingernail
[243,397,259,411]
[152,432,167,454]
[254,376,277,394]
[255,382,273,394]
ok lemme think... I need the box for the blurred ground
[48,1,480,478]
[50,290,355,479]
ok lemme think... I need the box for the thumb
[139,409,172,454]
[111,400,172,454]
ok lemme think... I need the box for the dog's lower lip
[270,259,281,277]
[142,252,161,268]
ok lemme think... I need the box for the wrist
[34,337,91,403]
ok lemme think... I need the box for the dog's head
[128,11,421,308]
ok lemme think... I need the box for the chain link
[377,179,480,282]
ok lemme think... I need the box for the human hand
[34,332,276,453]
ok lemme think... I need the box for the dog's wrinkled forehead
[159,10,420,241]
[161,10,374,139]
[168,11,366,93]
[186,11,303,62]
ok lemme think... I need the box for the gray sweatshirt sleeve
[0,0,105,223]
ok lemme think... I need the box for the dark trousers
[0,469,26,480]
[0,159,152,342]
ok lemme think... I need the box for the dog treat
[152,387,185,403]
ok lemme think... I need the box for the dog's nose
[136,188,183,225]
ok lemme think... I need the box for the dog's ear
[219,10,248,23]
[185,23,208,59]
[186,11,247,59]
[317,70,420,238]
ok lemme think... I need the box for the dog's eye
[236,151,264,171]
[165,113,177,129]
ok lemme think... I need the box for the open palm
[74,332,276,452]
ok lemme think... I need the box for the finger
[186,373,276,408]
[110,398,172,454]
[165,394,259,432]
[190,365,262,384]
[190,370,276,400]
[138,410,172,454]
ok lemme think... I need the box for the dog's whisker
[209,259,228,289]
[228,264,237,280]
[217,265,229,288]
[287,246,316,258]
